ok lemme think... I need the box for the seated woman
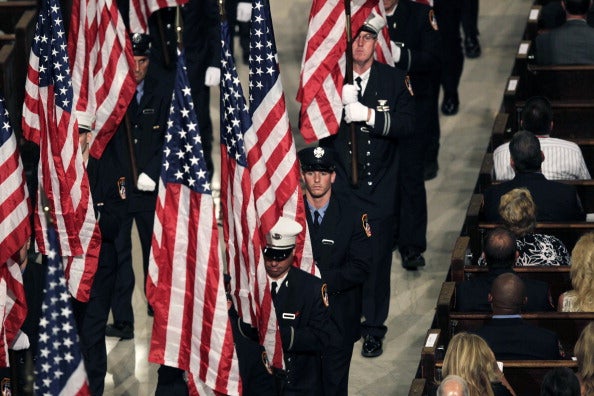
[442,332,516,396]
[558,233,594,312]
[498,188,570,266]
[574,322,594,395]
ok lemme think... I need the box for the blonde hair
[498,188,536,237]
[575,322,594,395]
[442,333,502,396]
[570,233,594,311]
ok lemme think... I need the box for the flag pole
[344,0,358,187]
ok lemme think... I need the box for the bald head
[437,375,469,396]
[490,272,527,314]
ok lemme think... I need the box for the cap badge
[313,147,325,159]
[272,233,282,240]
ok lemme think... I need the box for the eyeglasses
[356,34,377,42]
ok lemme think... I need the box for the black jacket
[304,194,371,345]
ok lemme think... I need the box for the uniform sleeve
[397,8,441,73]
[205,0,221,69]
[280,281,338,353]
[371,71,415,140]
[140,92,170,182]
[319,212,371,293]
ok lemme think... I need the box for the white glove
[341,84,360,105]
[344,102,369,123]
[204,67,221,87]
[10,331,30,351]
[236,2,252,22]
[137,172,156,192]
[390,41,402,63]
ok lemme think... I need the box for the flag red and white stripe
[68,0,136,160]
[129,0,189,34]
[22,0,99,302]
[0,259,27,367]
[297,0,393,142]
[147,50,239,395]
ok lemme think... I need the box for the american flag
[219,18,285,370]
[129,0,189,34]
[248,0,314,273]
[296,0,393,142]
[34,225,89,395]
[22,0,100,302]
[0,95,30,367]
[146,50,239,395]
[68,0,136,160]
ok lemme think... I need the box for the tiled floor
[103,1,533,394]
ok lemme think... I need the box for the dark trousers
[425,77,442,167]
[322,344,354,396]
[111,210,154,324]
[462,0,480,39]
[73,242,117,396]
[155,365,188,396]
[362,215,394,338]
[396,102,429,254]
[433,0,464,97]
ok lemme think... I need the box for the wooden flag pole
[344,0,358,187]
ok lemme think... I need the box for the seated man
[475,272,563,360]
[493,96,590,181]
[536,0,594,65]
[483,130,585,222]
[456,228,553,312]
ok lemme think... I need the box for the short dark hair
[509,130,543,172]
[521,96,553,135]
[483,228,517,269]
[540,367,581,396]
[562,0,591,15]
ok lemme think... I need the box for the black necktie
[355,76,363,100]
[313,210,321,232]
[271,281,278,300]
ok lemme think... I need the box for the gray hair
[437,375,470,396]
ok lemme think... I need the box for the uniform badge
[429,10,439,31]
[313,147,325,158]
[117,177,127,200]
[376,99,390,112]
[262,351,273,375]
[405,75,414,97]
[321,283,329,307]
[361,214,372,237]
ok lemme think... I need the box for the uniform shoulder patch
[405,75,414,97]
[429,10,439,31]
[117,177,127,200]
[321,283,329,307]
[361,214,372,237]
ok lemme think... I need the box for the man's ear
[488,293,493,303]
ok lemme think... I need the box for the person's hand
[204,67,221,87]
[137,172,156,192]
[344,102,369,123]
[390,41,402,63]
[341,84,359,105]
[236,2,251,22]
[10,331,30,351]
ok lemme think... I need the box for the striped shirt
[493,137,591,180]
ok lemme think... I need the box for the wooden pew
[436,281,594,354]
[407,378,428,396]
[449,236,571,304]
[0,1,37,34]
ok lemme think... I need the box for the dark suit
[475,317,562,360]
[77,139,127,396]
[320,61,414,339]
[387,0,441,254]
[455,269,553,312]
[304,194,371,395]
[273,267,336,395]
[483,172,585,222]
[536,19,594,65]
[433,0,464,98]
[111,75,170,324]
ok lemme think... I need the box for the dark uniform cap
[130,33,151,56]
[263,217,303,261]
[298,146,336,172]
